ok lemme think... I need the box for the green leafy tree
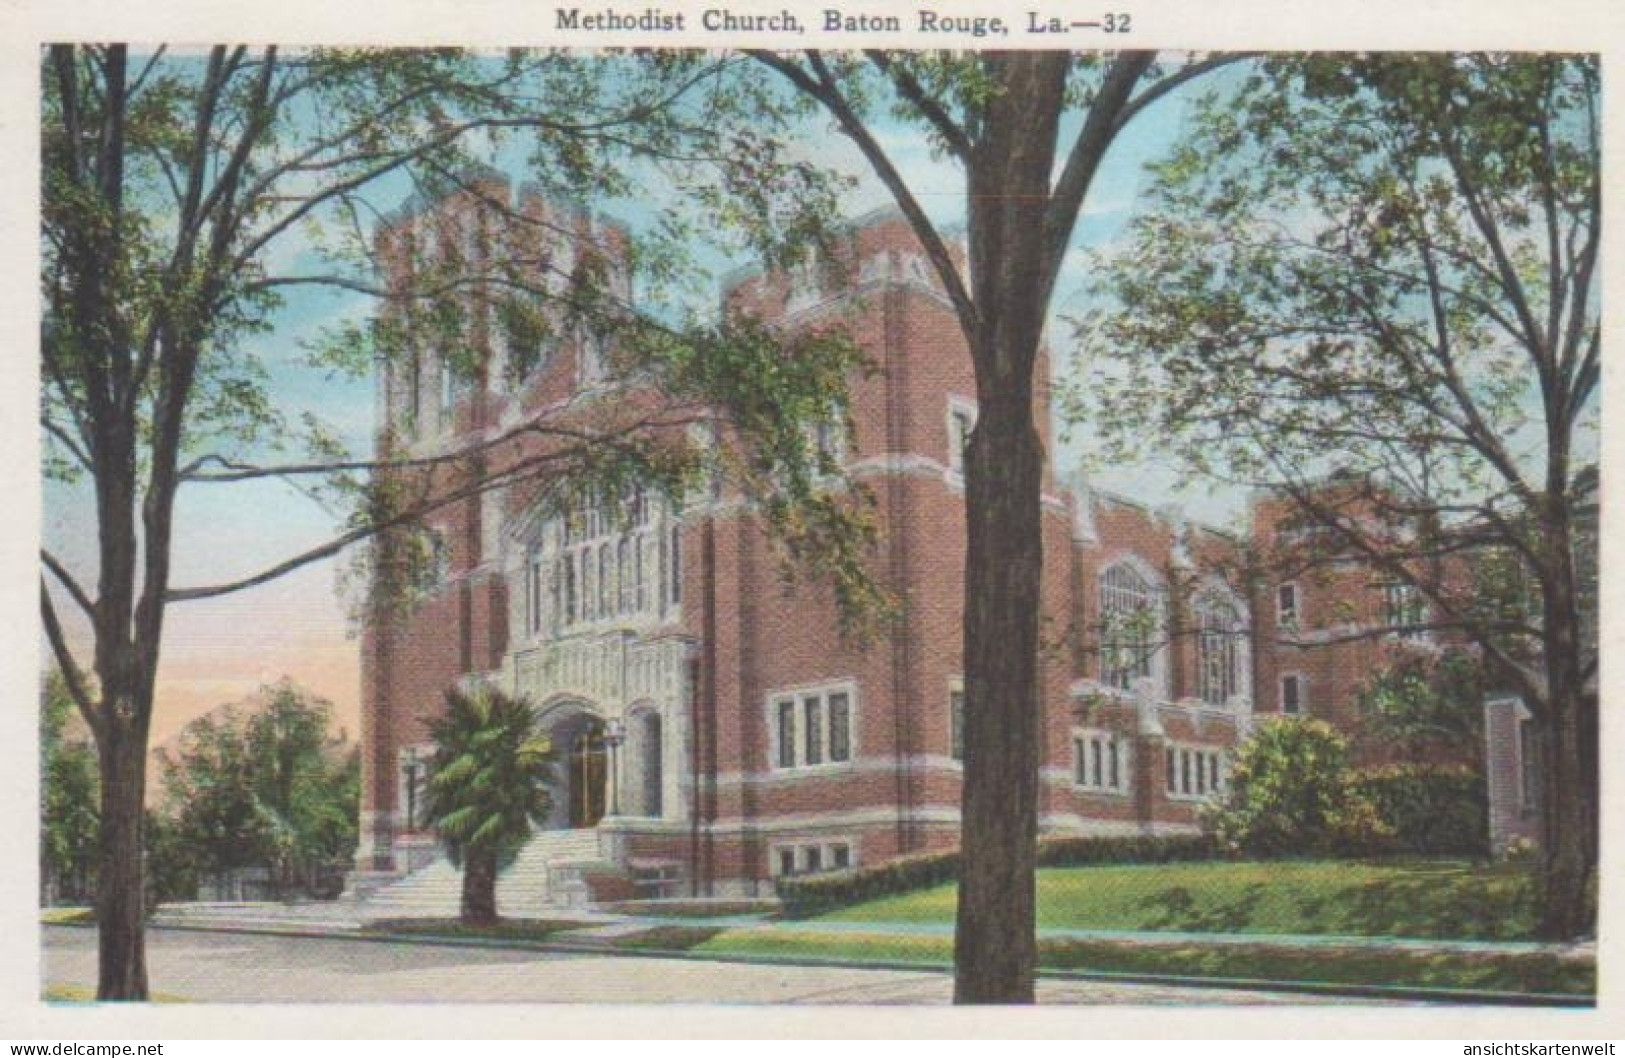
[242,682,357,894]
[746,49,1239,1002]
[155,681,358,900]
[157,709,274,890]
[143,811,199,907]
[1357,648,1485,762]
[421,686,553,925]
[1079,54,1597,938]
[243,681,360,896]
[1206,718,1389,856]
[41,46,871,998]
[41,669,99,906]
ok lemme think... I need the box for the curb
[46,919,1594,1008]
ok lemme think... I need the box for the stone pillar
[1133,678,1166,834]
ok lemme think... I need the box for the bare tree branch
[1042,52,1155,290]
[42,549,97,621]
[864,52,971,162]
[164,429,662,603]
[40,582,101,738]
[1111,53,1251,138]
[41,416,93,473]
[749,49,979,335]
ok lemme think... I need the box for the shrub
[1354,764,1488,856]
[1035,833,1215,868]
[774,833,1216,919]
[1204,717,1390,856]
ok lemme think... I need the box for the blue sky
[42,53,1228,741]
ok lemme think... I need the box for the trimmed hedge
[775,833,1215,919]
[1355,764,1488,857]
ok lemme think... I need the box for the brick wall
[360,197,1470,893]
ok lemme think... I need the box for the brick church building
[351,177,1529,907]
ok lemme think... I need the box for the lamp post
[402,747,423,833]
[603,718,624,817]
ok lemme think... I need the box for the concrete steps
[357,829,605,921]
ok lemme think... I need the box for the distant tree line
[41,674,358,907]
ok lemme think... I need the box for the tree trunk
[1537,689,1594,938]
[954,405,1044,1003]
[95,720,148,1001]
[461,847,499,926]
[952,53,1069,1006]
[1535,625,1595,937]
[1533,494,1596,940]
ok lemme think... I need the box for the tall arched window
[520,488,683,637]
[1195,591,1245,707]
[1099,562,1162,692]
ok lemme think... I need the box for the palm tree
[422,686,553,925]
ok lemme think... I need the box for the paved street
[44,926,1339,1005]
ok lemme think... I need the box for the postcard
[7,0,1621,1040]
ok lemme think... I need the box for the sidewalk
[53,901,1587,1006]
[142,899,1595,961]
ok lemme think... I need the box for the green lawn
[43,983,189,1003]
[362,917,591,942]
[40,908,95,925]
[818,858,1541,941]
[684,930,1591,997]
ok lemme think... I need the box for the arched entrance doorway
[567,720,608,829]
[536,704,611,831]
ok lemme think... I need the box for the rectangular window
[770,684,856,770]
[669,524,682,607]
[440,356,457,418]
[1165,745,1226,799]
[949,688,965,761]
[778,843,852,877]
[803,696,823,766]
[1281,675,1303,715]
[1382,582,1427,638]
[1277,583,1299,627]
[828,693,851,763]
[776,700,795,769]
[1074,733,1128,793]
